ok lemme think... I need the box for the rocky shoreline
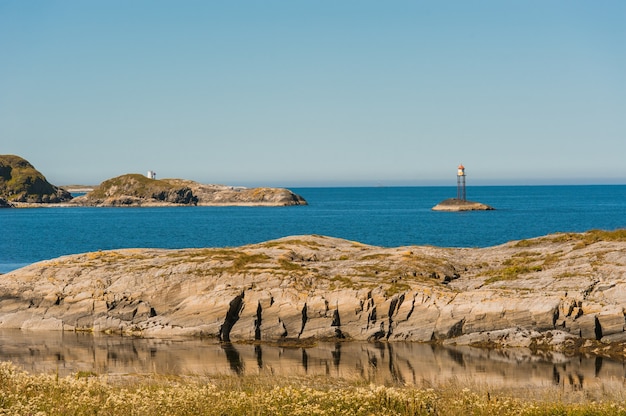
[1,230,626,357]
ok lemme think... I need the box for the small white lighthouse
[147,170,156,180]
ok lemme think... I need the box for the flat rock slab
[432,198,494,211]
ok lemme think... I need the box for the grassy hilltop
[0,154,72,204]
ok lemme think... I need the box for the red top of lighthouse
[458,164,465,170]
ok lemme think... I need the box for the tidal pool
[1,329,625,393]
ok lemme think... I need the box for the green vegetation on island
[0,154,72,205]
[73,174,308,206]
[78,173,198,206]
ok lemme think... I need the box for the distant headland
[432,164,494,211]
[0,155,72,205]
[0,155,307,208]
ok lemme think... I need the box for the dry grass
[1,361,625,415]
[549,229,626,248]
[261,239,324,249]
[482,264,543,285]
[513,229,626,249]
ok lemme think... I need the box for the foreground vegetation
[1,362,626,415]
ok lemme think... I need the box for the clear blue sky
[1,1,625,187]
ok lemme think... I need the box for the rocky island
[432,198,494,211]
[2,229,626,357]
[0,155,307,207]
[71,174,307,207]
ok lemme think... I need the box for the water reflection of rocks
[1,330,624,391]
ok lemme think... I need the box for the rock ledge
[2,230,626,357]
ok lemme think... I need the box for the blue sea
[1,185,625,274]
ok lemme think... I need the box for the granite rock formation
[71,175,307,207]
[162,179,307,206]
[0,155,72,205]
[1,230,625,355]
[70,174,198,206]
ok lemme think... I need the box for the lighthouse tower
[432,164,493,210]
[456,164,466,201]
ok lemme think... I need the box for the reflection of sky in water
[0,329,621,393]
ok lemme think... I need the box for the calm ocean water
[1,185,625,274]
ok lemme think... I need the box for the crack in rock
[298,303,307,337]
[219,292,244,342]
